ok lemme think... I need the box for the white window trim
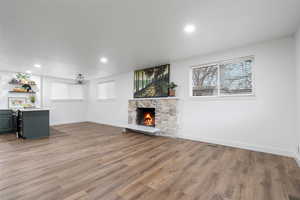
[51,98,84,101]
[189,56,255,99]
[97,80,116,100]
[97,98,117,102]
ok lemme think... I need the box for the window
[69,84,84,99]
[192,65,218,96]
[51,82,69,100]
[51,82,84,100]
[97,81,116,100]
[191,56,254,97]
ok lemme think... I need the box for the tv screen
[134,64,170,98]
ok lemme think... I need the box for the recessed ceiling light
[26,70,32,74]
[184,24,196,33]
[34,64,41,68]
[100,57,108,64]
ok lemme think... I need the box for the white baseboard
[176,134,294,158]
[51,121,88,126]
[84,121,294,158]
[295,154,300,167]
[86,121,123,128]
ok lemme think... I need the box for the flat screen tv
[134,64,170,98]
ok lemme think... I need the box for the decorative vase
[169,89,176,97]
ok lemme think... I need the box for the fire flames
[144,112,154,126]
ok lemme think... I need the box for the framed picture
[134,64,170,98]
[8,97,26,109]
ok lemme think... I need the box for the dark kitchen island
[17,108,50,139]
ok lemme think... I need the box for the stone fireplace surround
[128,98,179,137]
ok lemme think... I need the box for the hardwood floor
[0,122,299,200]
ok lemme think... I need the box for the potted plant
[29,95,36,105]
[168,82,178,97]
[16,73,30,84]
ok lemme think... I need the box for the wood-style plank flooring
[0,122,299,200]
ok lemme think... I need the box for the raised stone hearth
[128,98,179,137]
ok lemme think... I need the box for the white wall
[43,77,88,125]
[87,73,133,127]
[173,37,297,157]
[295,27,300,164]
[87,37,297,157]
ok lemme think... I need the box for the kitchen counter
[0,108,50,138]
[17,108,50,112]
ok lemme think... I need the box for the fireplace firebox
[136,108,155,127]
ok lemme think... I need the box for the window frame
[189,56,255,98]
[97,80,116,101]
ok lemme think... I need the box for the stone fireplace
[128,98,179,137]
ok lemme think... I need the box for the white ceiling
[0,0,300,79]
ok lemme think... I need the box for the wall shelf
[9,91,36,94]
[8,82,37,86]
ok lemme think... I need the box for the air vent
[207,144,218,148]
